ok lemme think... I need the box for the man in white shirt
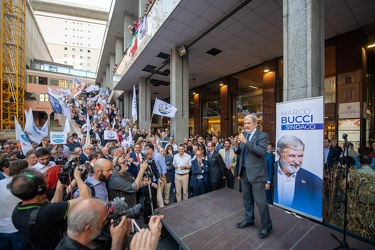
[173,144,192,202]
[165,136,178,152]
[32,148,56,174]
[0,159,28,250]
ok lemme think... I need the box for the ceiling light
[220,83,224,86]
[264,66,270,73]
[178,46,187,57]
[367,43,375,48]
[249,85,258,89]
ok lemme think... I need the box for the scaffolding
[0,0,26,129]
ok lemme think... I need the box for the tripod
[331,133,352,250]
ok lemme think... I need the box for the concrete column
[102,74,106,89]
[116,99,121,111]
[105,65,110,90]
[170,47,189,143]
[115,37,123,64]
[123,91,131,118]
[123,12,133,53]
[283,0,324,101]
[110,54,115,90]
[138,78,151,131]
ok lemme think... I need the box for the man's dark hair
[178,143,185,148]
[145,143,154,151]
[35,148,50,158]
[358,147,371,156]
[7,168,46,200]
[359,155,372,166]
[1,158,16,171]
[89,153,99,161]
[224,139,231,144]
[9,159,28,176]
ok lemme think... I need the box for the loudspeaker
[113,157,121,171]
[25,173,47,195]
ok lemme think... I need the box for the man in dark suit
[79,144,94,164]
[190,150,210,197]
[212,135,223,152]
[127,143,143,178]
[324,138,339,171]
[274,135,323,219]
[234,114,272,239]
[206,141,226,191]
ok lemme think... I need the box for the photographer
[142,143,161,224]
[55,198,130,250]
[108,156,151,208]
[74,158,112,203]
[8,166,90,249]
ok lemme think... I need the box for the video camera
[59,157,88,184]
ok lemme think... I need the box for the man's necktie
[136,154,141,162]
[242,133,251,166]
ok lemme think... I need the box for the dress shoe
[258,226,272,239]
[236,220,254,229]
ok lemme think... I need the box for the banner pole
[148,113,154,131]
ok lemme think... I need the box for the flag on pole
[128,34,138,57]
[152,98,177,118]
[48,87,59,97]
[83,113,91,147]
[24,108,48,144]
[72,76,86,91]
[47,91,70,116]
[15,117,33,155]
[41,120,49,136]
[132,85,137,122]
[63,116,70,135]
[57,88,72,96]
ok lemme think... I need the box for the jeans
[0,232,25,250]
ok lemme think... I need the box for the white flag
[152,98,177,118]
[63,116,70,135]
[83,113,91,147]
[15,117,33,155]
[57,88,72,96]
[72,76,86,91]
[85,84,99,93]
[132,85,137,122]
[41,120,49,136]
[24,108,48,144]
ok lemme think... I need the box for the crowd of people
[1,85,375,249]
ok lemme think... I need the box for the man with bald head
[74,158,113,203]
[55,198,130,250]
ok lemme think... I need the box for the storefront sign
[338,102,360,119]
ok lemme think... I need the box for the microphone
[342,133,348,140]
[238,129,245,143]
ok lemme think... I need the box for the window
[64,54,67,57]
[39,94,45,102]
[73,29,75,31]
[87,63,91,66]
[87,56,91,59]
[72,48,75,51]
[72,55,75,58]
[80,63,83,66]
[64,47,67,50]
[64,61,67,64]
[80,56,83,59]
[87,50,91,53]
[80,49,83,52]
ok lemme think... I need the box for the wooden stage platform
[158,188,374,250]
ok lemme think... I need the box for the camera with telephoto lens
[59,157,88,184]
[141,158,154,178]
[107,198,142,227]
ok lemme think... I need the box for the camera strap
[23,207,40,250]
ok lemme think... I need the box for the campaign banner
[274,96,324,221]
[104,130,118,141]
[50,132,67,144]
